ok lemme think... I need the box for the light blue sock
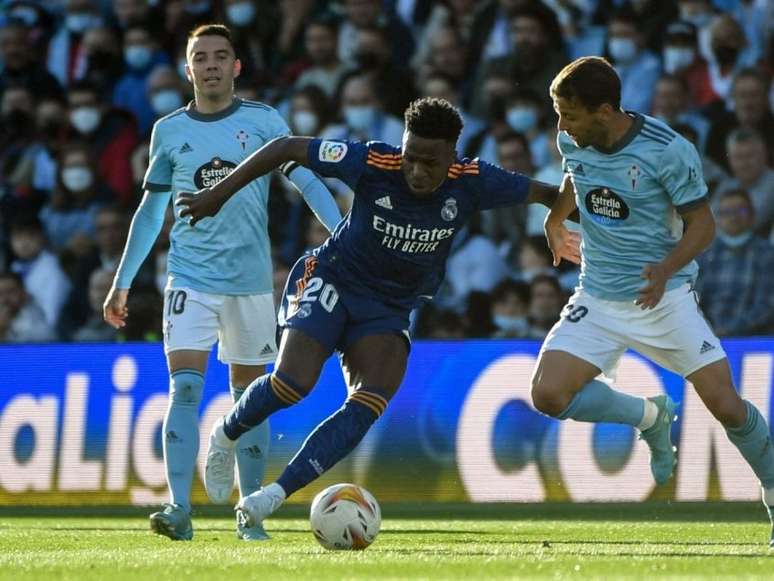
[557,379,645,426]
[163,369,204,513]
[230,384,271,498]
[726,401,774,490]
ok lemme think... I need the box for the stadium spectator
[704,14,753,103]
[705,69,774,168]
[525,274,564,339]
[3,0,59,56]
[713,129,774,235]
[490,278,531,338]
[117,288,162,342]
[112,26,170,135]
[419,71,483,156]
[71,268,119,342]
[81,26,125,96]
[47,0,103,88]
[223,0,279,86]
[322,72,403,145]
[417,26,471,107]
[677,0,715,61]
[111,0,154,30]
[350,25,417,119]
[651,74,711,152]
[605,8,661,114]
[294,14,347,99]
[695,189,774,336]
[0,19,62,100]
[660,21,716,107]
[516,236,555,283]
[25,97,68,199]
[502,88,551,169]
[66,80,139,204]
[146,65,187,120]
[0,271,56,343]
[0,85,40,207]
[472,6,567,119]
[9,217,70,329]
[337,0,414,68]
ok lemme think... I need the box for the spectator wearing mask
[0,272,56,343]
[337,0,415,69]
[112,26,171,135]
[322,72,403,145]
[46,0,102,87]
[525,274,565,339]
[81,26,125,96]
[676,0,715,61]
[490,279,531,338]
[695,189,774,336]
[661,21,716,107]
[294,15,347,99]
[0,19,63,100]
[704,14,753,103]
[651,74,710,152]
[66,80,139,204]
[71,268,119,342]
[605,8,661,114]
[223,0,279,84]
[9,217,71,329]
[146,64,186,123]
[714,129,774,235]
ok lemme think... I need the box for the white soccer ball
[309,483,381,550]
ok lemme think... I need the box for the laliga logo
[319,141,347,163]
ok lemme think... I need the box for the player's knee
[706,391,746,427]
[530,380,569,418]
[169,370,205,406]
[270,370,311,406]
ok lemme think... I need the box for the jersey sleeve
[657,137,708,211]
[306,139,369,190]
[474,159,531,210]
[267,108,291,138]
[142,121,172,192]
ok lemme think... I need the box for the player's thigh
[629,285,728,378]
[163,286,219,371]
[341,334,409,400]
[229,364,266,388]
[218,292,277,366]
[274,328,333,392]
[686,358,746,427]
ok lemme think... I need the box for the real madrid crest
[441,198,458,222]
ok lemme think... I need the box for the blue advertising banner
[0,339,772,505]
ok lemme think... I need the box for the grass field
[0,503,771,580]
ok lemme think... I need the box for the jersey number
[166,290,187,316]
[300,277,339,313]
[565,305,588,323]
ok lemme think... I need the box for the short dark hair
[188,24,234,50]
[530,274,562,295]
[491,279,531,306]
[404,97,463,143]
[550,56,621,111]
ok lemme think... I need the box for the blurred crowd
[0,0,772,344]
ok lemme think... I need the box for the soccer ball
[309,483,381,550]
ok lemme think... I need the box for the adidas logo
[180,142,193,153]
[700,340,715,354]
[240,445,263,459]
[573,163,585,176]
[375,195,393,209]
[260,343,274,356]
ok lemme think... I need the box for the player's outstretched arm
[636,201,715,309]
[178,136,313,226]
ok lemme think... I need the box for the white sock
[763,486,774,507]
[637,399,659,431]
[213,417,237,448]
[266,482,287,501]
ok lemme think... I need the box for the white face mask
[226,2,256,26]
[343,105,376,132]
[151,90,183,115]
[680,10,712,30]
[124,45,153,70]
[717,230,753,248]
[493,314,529,335]
[663,46,696,74]
[608,37,637,64]
[66,12,99,34]
[62,166,94,192]
[506,107,538,133]
[69,106,101,134]
[292,110,318,135]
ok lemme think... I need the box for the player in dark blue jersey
[178,98,579,534]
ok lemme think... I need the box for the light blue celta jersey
[143,98,288,294]
[559,113,708,301]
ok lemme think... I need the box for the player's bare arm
[178,136,313,225]
[544,174,581,266]
[636,200,715,310]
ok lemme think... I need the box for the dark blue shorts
[278,254,412,354]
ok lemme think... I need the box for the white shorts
[162,285,277,365]
[541,284,726,378]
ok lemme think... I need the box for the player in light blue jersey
[102,25,341,541]
[533,57,774,546]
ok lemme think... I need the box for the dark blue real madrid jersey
[306,139,531,309]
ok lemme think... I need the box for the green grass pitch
[1,503,771,580]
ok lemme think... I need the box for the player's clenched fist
[176,188,224,226]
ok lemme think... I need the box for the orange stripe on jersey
[368,150,402,161]
[294,256,318,302]
[367,156,401,166]
[367,159,402,171]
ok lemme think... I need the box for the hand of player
[176,188,223,227]
[636,263,668,309]
[544,218,581,267]
[103,287,129,329]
